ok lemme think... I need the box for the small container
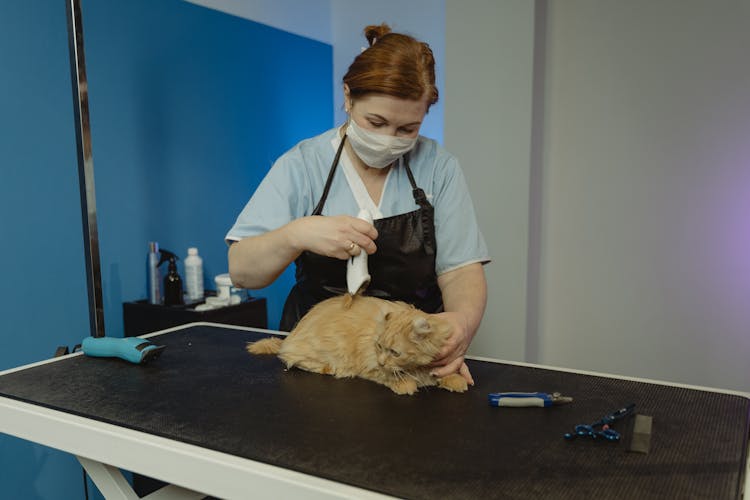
[214,273,247,306]
[214,273,233,303]
[184,247,204,302]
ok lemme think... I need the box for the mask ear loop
[343,83,354,114]
[342,90,353,136]
[344,98,355,135]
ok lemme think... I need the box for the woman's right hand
[289,215,378,260]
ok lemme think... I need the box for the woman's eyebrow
[366,113,422,127]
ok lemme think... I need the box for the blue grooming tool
[564,403,636,441]
[82,336,166,364]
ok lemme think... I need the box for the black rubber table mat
[1,325,747,499]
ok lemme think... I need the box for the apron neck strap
[403,154,430,208]
[314,141,430,216]
[313,134,347,216]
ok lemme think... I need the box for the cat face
[374,310,452,369]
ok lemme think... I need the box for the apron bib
[279,135,442,331]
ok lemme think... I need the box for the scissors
[564,403,636,442]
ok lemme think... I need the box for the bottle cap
[188,247,198,255]
[214,273,233,287]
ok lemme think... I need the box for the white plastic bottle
[184,247,204,302]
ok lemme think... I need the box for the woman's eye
[369,121,385,128]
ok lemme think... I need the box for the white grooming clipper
[346,208,373,295]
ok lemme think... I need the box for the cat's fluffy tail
[246,337,283,355]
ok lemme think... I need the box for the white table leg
[77,456,206,500]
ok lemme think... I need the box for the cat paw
[389,379,418,395]
[437,374,468,393]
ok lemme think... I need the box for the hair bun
[364,23,392,47]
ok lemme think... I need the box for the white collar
[331,134,387,219]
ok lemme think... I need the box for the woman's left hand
[429,311,475,385]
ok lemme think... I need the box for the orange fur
[246,295,468,395]
[246,337,283,354]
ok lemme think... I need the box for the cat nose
[377,354,386,366]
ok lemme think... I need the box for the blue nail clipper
[82,336,166,364]
[488,392,573,407]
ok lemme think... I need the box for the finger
[429,356,464,379]
[332,240,356,260]
[429,353,450,368]
[344,240,361,256]
[351,218,378,240]
[429,349,449,367]
[459,362,475,386]
[349,221,377,254]
[429,340,461,366]
[350,234,377,255]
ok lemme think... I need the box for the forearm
[437,262,487,340]
[228,220,303,289]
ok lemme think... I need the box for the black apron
[279,135,443,331]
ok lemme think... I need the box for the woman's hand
[429,311,475,385]
[429,263,489,386]
[290,215,378,259]
[229,214,378,289]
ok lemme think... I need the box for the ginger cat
[246,295,468,395]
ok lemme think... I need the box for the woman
[226,23,490,384]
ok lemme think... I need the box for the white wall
[447,0,750,392]
[445,1,536,362]
[538,0,750,391]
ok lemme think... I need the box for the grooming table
[1,323,748,499]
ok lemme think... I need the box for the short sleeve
[225,148,312,243]
[432,155,491,275]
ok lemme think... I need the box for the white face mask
[346,119,418,169]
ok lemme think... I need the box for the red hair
[343,23,438,108]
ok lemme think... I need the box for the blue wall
[0,4,92,498]
[0,0,332,497]
[85,0,333,335]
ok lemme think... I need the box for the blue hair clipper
[82,336,166,364]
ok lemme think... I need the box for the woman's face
[347,92,429,138]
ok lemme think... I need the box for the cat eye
[389,348,401,358]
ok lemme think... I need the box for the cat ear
[411,317,432,340]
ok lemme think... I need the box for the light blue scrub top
[226,127,490,276]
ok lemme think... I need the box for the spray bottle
[158,249,184,306]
